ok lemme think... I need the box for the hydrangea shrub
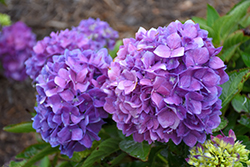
[104,20,229,147]
[32,48,111,157]
[0,21,36,81]
[25,18,118,80]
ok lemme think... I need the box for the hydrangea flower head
[73,18,119,50]
[186,130,250,166]
[104,20,229,146]
[32,48,111,157]
[0,21,36,81]
[25,18,118,80]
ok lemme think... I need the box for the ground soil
[0,0,240,165]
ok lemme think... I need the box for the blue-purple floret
[0,21,36,81]
[25,18,118,80]
[104,20,229,147]
[33,48,111,157]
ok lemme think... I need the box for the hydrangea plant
[3,1,250,166]
[104,20,228,147]
[186,130,250,167]
[0,21,36,81]
[33,48,111,157]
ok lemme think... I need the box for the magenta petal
[71,128,83,140]
[190,100,202,114]
[153,45,171,58]
[60,90,74,101]
[80,134,92,148]
[76,82,90,92]
[157,110,175,128]
[55,76,67,88]
[164,94,182,105]
[142,51,155,68]
[167,32,181,49]
[151,92,163,107]
[228,129,236,141]
[171,47,184,57]
[71,115,83,124]
[140,78,152,86]
[76,68,88,82]
[57,127,71,143]
[179,75,191,88]
[193,48,209,65]
[183,133,197,147]
[209,56,225,69]
[203,72,219,87]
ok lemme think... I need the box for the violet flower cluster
[104,20,229,147]
[33,48,111,157]
[0,21,36,81]
[25,18,118,80]
[72,18,119,50]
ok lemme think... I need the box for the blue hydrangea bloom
[104,20,229,147]
[33,48,111,157]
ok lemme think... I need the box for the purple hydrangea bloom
[103,20,229,147]
[73,18,119,50]
[33,48,111,157]
[0,21,36,81]
[25,18,118,80]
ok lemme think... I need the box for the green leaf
[119,139,151,162]
[241,50,250,68]
[212,15,232,45]
[212,117,228,132]
[238,115,250,129]
[9,160,28,167]
[220,68,250,112]
[82,138,121,167]
[207,4,220,27]
[40,156,50,167]
[11,144,59,167]
[3,122,36,133]
[223,30,250,50]
[221,0,250,39]
[110,152,127,167]
[109,40,122,59]
[219,44,239,62]
[239,13,250,28]
[55,161,72,167]
[16,143,49,159]
[0,0,6,5]
[232,94,250,113]
[192,16,207,25]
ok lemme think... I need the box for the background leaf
[240,50,250,68]
[238,115,250,128]
[223,30,250,50]
[109,40,122,59]
[119,139,151,162]
[13,144,59,167]
[3,122,36,133]
[232,94,250,113]
[206,4,220,27]
[219,68,250,112]
[82,138,121,167]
